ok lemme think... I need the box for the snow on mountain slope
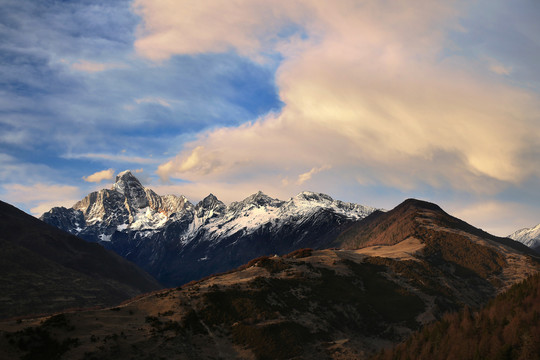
[42,171,375,245]
[40,171,378,286]
[509,224,540,251]
[198,190,374,242]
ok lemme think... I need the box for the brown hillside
[335,199,539,289]
[335,199,535,254]
[1,243,537,360]
[372,273,540,360]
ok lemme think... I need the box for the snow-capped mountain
[41,171,377,286]
[42,171,194,242]
[509,224,540,252]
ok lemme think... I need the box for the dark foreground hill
[0,200,162,319]
[1,199,538,359]
[372,273,540,360]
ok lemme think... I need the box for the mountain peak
[397,198,444,212]
[509,223,540,252]
[114,170,143,193]
[195,193,225,219]
[197,194,225,209]
[113,170,148,208]
[201,193,218,202]
[242,191,279,207]
[295,191,334,202]
[115,170,140,186]
[334,197,523,253]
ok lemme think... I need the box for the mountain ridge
[336,198,537,256]
[41,171,377,286]
[335,197,539,298]
[509,223,540,252]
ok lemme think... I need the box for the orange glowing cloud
[136,0,540,200]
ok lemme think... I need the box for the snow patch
[99,234,112,242]
[130,207,168,230]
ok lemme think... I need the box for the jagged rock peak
[114,170,143,194]
[113,170,148,209]
[197,194,225,210]
[295,191,334,202]
[195,194,225,219]
[199,193,217,204]
[242,191,280,207]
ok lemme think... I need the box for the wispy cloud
[132,0,305,61]
[0,0,281,197]
[485,57,512,76]
[135,97,172,108]
[296,165,331,186]
[83,168,115,183]
[2,183,81,216]
[449,201,540,237]
[65,153,161,164]
[71,60,126,73]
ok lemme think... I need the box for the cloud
[296,165,331,186]
[65,153,161,164]
[0,154,60,185]
[489,63,512,76]
[71,60,125,73]
[83,169,115,183]
[135,97,172,108]
[2,183,81,216]
[485,57,512,75]
[449,201,540,237]
[132,0,308,61]
[144,0,540,199]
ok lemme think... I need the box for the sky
[1,0,540,236]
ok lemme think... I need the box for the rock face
[41,171,376,286]
[0,200,162,319]
[509,223,540,253]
